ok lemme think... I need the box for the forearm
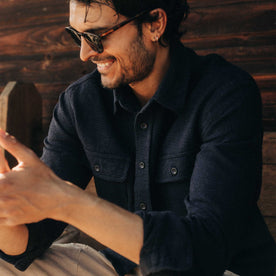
[0,225,29,255]
[0,131,143,263]
[54,187,143,264]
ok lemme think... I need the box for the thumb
[0,129,38,165]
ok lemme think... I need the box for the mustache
[91,56,115,62]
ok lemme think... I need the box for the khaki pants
[0,226,238,276]
[0,243,118,276]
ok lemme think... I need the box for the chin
[101,75,123,89]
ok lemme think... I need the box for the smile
[93,59,115,73]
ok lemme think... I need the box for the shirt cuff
[101,248,137,276]
[136,210,193,275]
[0,220,67,271]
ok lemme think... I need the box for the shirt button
[139,202,147,210]
[140,122,148,130]
[94,164,100,172]
[171,167,178,176]
[139,162,145,169]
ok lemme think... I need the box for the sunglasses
[65,10,149,53]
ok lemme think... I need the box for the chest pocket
[85,152,130,209]
[154,152,196,215]
[156,152,195,183]
[87,152,130,182]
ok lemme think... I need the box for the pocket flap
[87,153,130,182]
[156,153,195,183]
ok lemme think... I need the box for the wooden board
[259,164,276,217]
[259,132,276,244]
[0,82,42,167]
[0,0,274,132]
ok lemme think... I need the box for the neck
[129,46,170,106]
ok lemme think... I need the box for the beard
[100,35,156,89]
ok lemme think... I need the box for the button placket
[133,114,152,211]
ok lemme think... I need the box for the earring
[153,35,159,42]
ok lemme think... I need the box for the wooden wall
[0,0,275,245]
[181,0,276,130]
[0,0,94,137]
[0,1,275,133]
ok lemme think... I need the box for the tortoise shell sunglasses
[65,10,150,53]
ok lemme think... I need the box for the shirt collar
[113,42,197,115]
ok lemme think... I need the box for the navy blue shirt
[1,43,275,275]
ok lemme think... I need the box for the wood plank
[262,118,276,132]
[182,2,275,36]
[258,76,276,129]
[255,74,276,91]
[0,82,43,167]
[192,46,275,75]
[188,0,274,9]
[0,1,68,31]
[0,55,95,84]
[0,25,75,56]
[263,132,276,164]
[181,30,275,51]
[258,164,276,217]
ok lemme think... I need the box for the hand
[0,129,74,226]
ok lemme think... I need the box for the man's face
[69,1,156,89]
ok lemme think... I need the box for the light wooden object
[0,81,42,167]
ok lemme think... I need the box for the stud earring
[153,36,159,42]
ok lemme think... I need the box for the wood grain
[182,2,275,36]
[0,82,42,167]
[258,164,276,217]
[263,132,276,164]
[0,0,274,132]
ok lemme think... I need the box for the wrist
[50,181,96,224]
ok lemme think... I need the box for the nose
[80,37,98,61]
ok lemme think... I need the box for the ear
[144,8,167,43]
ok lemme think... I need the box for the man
[0,0,275,275]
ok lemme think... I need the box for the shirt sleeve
[136,77,263,275]
[0,90,92,271]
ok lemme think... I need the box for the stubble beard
[100,35,156,89]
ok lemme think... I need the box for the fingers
[0,148,10,173]
[0,129,38,165]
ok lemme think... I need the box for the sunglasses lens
[65,27,104,53]
[84,34,103,53]
[65,27,81,47]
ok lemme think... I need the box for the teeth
[96,61,114,71]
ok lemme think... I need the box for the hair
[71,0,189,46]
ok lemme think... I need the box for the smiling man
[0,0,275,275]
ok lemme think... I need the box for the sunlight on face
[69,1,156,89]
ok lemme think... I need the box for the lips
[92,58,116,74]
